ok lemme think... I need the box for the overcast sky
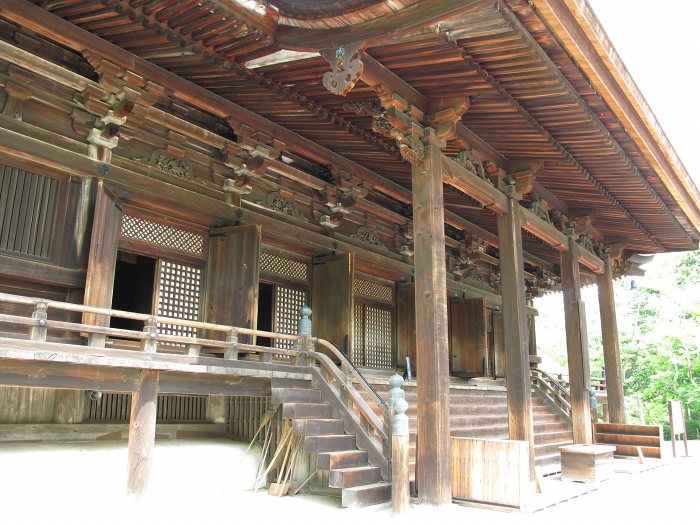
[586,0,700,185]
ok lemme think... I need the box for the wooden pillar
[496,188,535,476]
[560,234,592,443]
[127,369,159,497]
[206,395,228,424]
[597,254,625,423]
[83,181,121,346]
[528,311,539,368]
[412,141,451,505]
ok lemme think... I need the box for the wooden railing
[531,368,572,423]
[0,292,390,469]
[555,373,607,393]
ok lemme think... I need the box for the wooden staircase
[273,379,391,508]
[362,375,573,478]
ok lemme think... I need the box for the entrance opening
[256,281,274,347]
[111,251,156,331]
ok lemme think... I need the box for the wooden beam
[127,369,159,497]
[0,0,411,205]
[412,142,451,505]
[596,254,625,424]
[560,235,592,443]
[0,254,85,288]
[495,189,535,478]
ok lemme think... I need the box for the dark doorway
[256,281,274,347]
[111,251,156,331]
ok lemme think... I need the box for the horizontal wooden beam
[0,254,85,288]
[442,156,508,215]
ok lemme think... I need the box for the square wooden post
[127,369,160,497]
[596,254,626,423]
[496,186,535,478]
[561,234,592,443]
[412,140,451,506]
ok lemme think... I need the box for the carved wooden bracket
[2,80,32,121]
[427,97,469,140]
[320,42,366,96]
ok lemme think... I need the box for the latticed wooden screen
[0,165,58,259]
[273,285,307,351]
[352,277,394,369]
[260,251,308,283]
[155,260,202,339]
[121,214,204,256]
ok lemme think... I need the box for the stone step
[272,387,321,404]
[341,482,391,508]
[304,434,356,453]
[329,465,382,489]
[292,418,345,436]
[317,450,369,470]
[282,403,333,419]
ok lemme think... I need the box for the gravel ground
[1,439,696,525]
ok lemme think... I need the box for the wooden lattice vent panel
[121,215,204,256]
[86,393,207,422]
[260,252,308,283]
[0,165,58,259]
[353,278,394,304]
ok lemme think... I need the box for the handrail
[0,291,390,459]
[315,338,387,409]
[531,368,572,421]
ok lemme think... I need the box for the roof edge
[530,0,700,240]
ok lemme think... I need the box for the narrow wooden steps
[329,465,382,488]
[341,482,391,508]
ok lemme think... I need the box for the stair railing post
[392,396,410,514]
[295,306,314,366]
[140,316,158,353]
[386,373,406,470]
[224,329,238,360]
[29,301,48,342]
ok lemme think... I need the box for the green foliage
[675,249,700,286]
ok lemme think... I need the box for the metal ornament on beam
[320,42,366,96]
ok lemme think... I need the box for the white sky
[587,0,700,185]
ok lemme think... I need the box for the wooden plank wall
[450,298,487,376]
[0,386,56,423]
[452,437,530,508]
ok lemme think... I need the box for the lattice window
[365,305,393,369]
[260,252,308,283]
[353,278,393,304]
[274,286,307,352]
[86,393,207,422]
[353,304,365,367]
[353,304,393,369]
[156,260,201,339]
[0,165,58,259]
[121,215,204,256]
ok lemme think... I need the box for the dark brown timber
[126,369,159,498]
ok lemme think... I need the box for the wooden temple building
[0,0,698,509]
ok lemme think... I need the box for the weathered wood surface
[559,444,615,483]
[492,311,506,377]
[668,400,689,458]
[449,297,487,376]
[597,255,625,424]
[205,225,261,343]
[496,192,535,476]
[412,142,451,505]
[0,386,55,423]
[311,254,354,359]
[451,437,530,507]
[560,236,592,444]
[594,422,664,459]
[126,369,158,496]
[395,282,416,376]
[82,181,121,342]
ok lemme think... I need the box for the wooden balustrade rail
[0,291,390,465]
[531,368,572,422]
